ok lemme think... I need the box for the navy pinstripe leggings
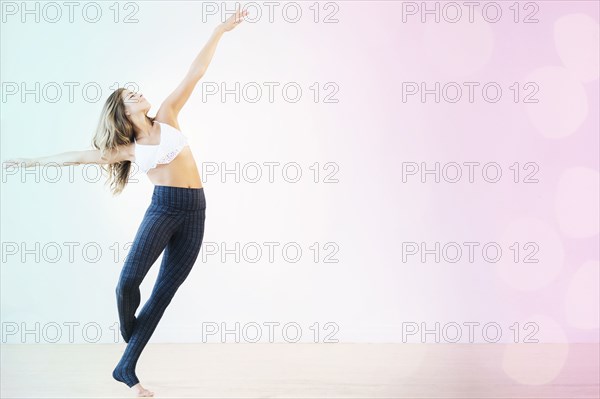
[112,185,206,388]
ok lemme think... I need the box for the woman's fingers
[2,159,16,168]
[2,158,27,169]
[2,160,16,169]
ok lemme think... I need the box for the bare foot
[132,383,154,397]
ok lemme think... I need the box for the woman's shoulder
[153,112,181,132]
[122,141,137,162]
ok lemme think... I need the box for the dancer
[3,9,247,397]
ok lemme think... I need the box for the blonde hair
[91,87,155,196]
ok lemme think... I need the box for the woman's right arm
[2,144,135,169]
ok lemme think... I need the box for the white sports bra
[133,121,189,173]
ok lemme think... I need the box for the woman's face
[122,89,151,116]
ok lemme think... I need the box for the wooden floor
[2,343,599,398]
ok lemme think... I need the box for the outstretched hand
[2,158,30,169]
[219,7,248,32]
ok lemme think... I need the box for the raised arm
[156,8,248,121]
[2,145,134,169]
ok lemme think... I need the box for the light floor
[2,343,599,398]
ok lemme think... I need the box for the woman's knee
[116,275,141,297]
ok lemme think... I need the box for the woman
[2,9,248,398]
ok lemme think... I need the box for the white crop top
[133,121,189,173]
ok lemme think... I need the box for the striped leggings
[113,185,206,388]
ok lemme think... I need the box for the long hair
[91,87,155,196]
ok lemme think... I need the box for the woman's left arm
[158,8,249,119]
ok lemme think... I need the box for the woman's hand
[218,7,248,32]
[2,158,33,169]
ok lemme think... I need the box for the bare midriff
[142,146,203,189]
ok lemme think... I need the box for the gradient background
[1,1,598,373]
